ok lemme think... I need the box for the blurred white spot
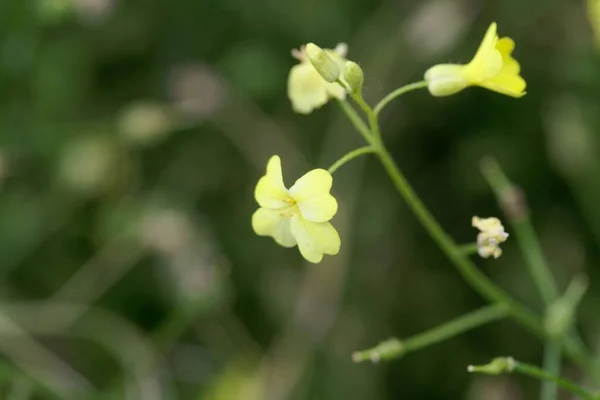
[118,101,175,146]
[167,64,226,122]
[75,0,114,24]
[405,0,472,58]
[140,209,194,256]
[58,135,116,195]
[141,208,227,304]
[466,376,522,400]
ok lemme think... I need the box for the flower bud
[467,357,516,375]
[305,43,340,83]
[342,61,364,94]
[352,338,404,363]
[424,64,469,97]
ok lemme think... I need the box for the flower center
[278,197,298,218]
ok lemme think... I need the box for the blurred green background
[1,0,600,399]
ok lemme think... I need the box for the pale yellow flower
[287,44,348,114]
[424,22,526,98]
[472,216,509,259]
[252,155,340,263]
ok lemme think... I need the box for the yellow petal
[290,215,340,263]
[252,208,296,248]
[478,36,526,97]
[255,155,289,209]
[289,168,338,222]
[496,37,520,74]
[287,63,330,114]
[479,73,526,98]
[465,22,503,82]
[325,81,346,101]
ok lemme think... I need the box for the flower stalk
[469,357,598,400]
[353,304,508,363]
[337,89,599,381]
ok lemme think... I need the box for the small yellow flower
[424,22,526,98]
[287,43,348,114]
[252,155,340,263]
[472,216,509,259]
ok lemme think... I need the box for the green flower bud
[342,61,364,94]
[352,338,404,363]
[423,64,469,97]
[467,357,516,375]
[305,43,341,83]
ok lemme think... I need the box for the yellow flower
[472,216,509,259]
[252,155,340,263]
[424,22,526,98]
[287,43,348,114]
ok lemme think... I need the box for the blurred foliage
[0,0,600,399]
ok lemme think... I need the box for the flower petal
[252,208,296,248]
[471,22,499,65]
[479,73,526,98]
[289,168,338,222]
[325,81,346,100]
[466,22,503,82]
[290,215,340,263]
[255,155,290,209]
[496,37,520,74]
[477,36,526,97]
[287,63,330,114]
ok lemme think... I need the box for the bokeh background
[1,0,600,399]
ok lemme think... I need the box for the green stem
[514,360,597,400]
[374,81,428,115]
[340,88,600,381]
[336,100,372,143]
[481,158,559,303]
[353,304,508,363]
[351,93,384,144]
[481,158,565,399]
[327,146,376,174]
[403,304,508,352]
[376,147,542,333]
[458,243,479,255]
[541,341,562,400]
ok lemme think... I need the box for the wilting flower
[472,216,509,259]
[287,43,348,114]
[252,155,340,263]
[424,22,526,98]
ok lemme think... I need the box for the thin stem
[514,361,597,400]
[327,146,376,174]
[376,147,542,333]
[481,157,559,303]
[336,100,372,143]
[352,304,508,363]
[541,341,562,400]
[481,158,565,399]
[340,88,600,381]
[458,243,479,255]
[374,81,428,115]
[403,304,508,352]
[350,93,383,145]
